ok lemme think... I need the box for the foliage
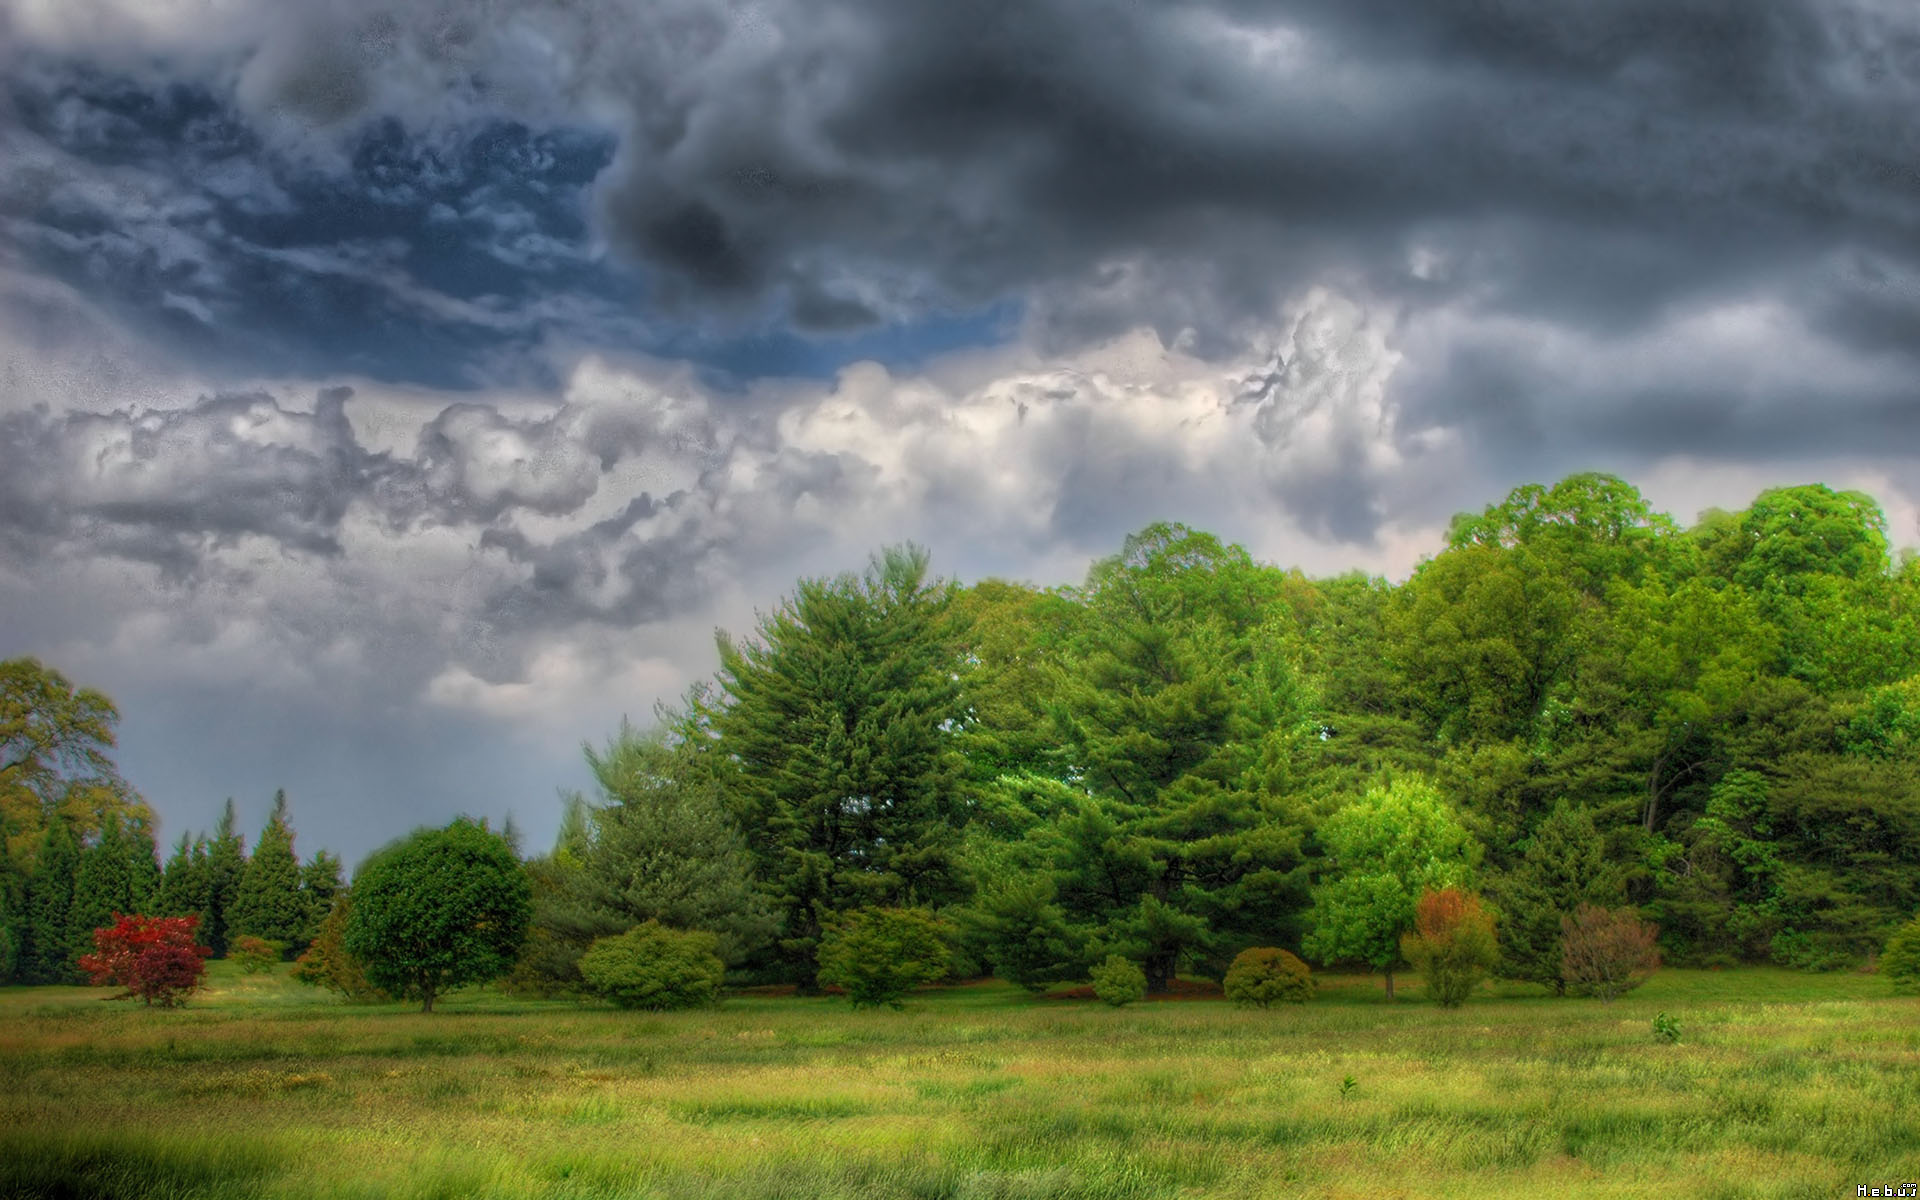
[1222,946,1314,1007]
[23,814,81,984]
[77,913,210,1006]
[1652,1012,1681,1043]
[1488,801,1629,992]
[228,792,306,953]
[1303,776,1479,1000]
[1399,889,1500,1007]
[1883,914,1920,996]
[523,724,774,994]
[1560,904,1661,1002]
[230,936,281,974]
[969,875,1084,992]
[1043,524,1314,992]
[816,906,954,1009]
[577,922,726,1011]
[0,658,121,803]
[291,890,386,1002]
[344,819,532,1013]
[203,801,246,959]
[707,546,971,989]
[68,811,159,974]
[1090,954,1147,1006]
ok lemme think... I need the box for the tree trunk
[1384,968,1395,1001]
[421,983,435,1014]
[1145,951,1175,995]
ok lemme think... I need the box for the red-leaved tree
[78,913,212,1007]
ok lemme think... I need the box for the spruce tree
[158,834,215,938]
[204,800,246,957]
[229,791,304,952]
[24,815,80,983]
[69,811,149,967]
[0,836,24,983]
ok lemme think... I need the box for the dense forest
[5,473,1918,996]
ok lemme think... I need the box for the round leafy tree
[1090,954,1146,1007]
[344,818,531,1012]
[1223,947,1314,1007]
[1883,913,1920,995]
[579,922,726,1010]
[816,907,953,1009]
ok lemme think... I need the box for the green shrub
[1884,914,1920,996]
[230,936,282,974]
[1223,947,1314,1007]
[578,922,725,1011]
[1090,955,1146,1007]
[817,907,953,1010]
[1652,1012,1681,1043]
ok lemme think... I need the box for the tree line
[5,472,1919,1003]
[514,475,1920,999]
[0,662,342,984]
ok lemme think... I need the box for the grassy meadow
[2,963,1915,1200]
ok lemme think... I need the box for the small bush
[1223,947,1314,1007]
[230,936,282,974]
[817,907,953,1010]
[1883,913,1920,995]
[1090,955,1146,1007]
[1400,889,1500,1008]
[78,914,211,1007]
[1560,904,1660,1003]
[1652,1012,1681,1043]
[291,890,388,1002]
[578,922,726,1011]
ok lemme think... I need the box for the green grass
[2,962,1913,1198]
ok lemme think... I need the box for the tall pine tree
[158,834,215,939]
[229,790,305,952]
[24,814,80,983]
[68,810,157,967]
[708,545,971,989]
[204,800,246,957]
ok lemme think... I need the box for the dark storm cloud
[579,0,1920,344]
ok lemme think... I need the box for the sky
[3,0,1919,868]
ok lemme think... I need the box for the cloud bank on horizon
[2,0,1918,861]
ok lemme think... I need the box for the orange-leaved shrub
[1223,947,1314,1007]
[78,913,211,1007]
[1400,889,1499,1007]
[1559,903,1660,1003]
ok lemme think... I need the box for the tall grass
[0,962,1911,1198]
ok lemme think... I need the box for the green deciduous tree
[345,818,531,1012]
[1303,776,1479,1000]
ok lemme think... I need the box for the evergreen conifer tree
[204,800,246,957]
[297,850,344,953]
[710,545,971,989]
[24,815,80,983]
[230,790,305,951]
[69,810,151,966]
[158,834,215,939]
